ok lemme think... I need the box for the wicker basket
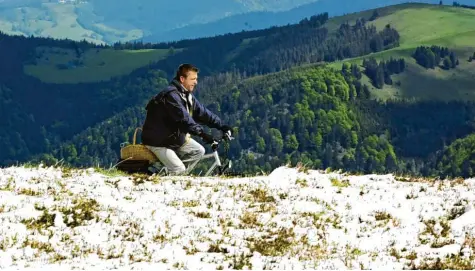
[120,128,158,162]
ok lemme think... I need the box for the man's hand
[200,132,216,144]
[220,125,233,137]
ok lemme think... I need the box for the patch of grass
[21,209,55,230]
[94,167,127,178]
[60,167,74,178]
[22,196,100,230]
[247,227,295,256]
[431,238,455,248]
[173,262,185,269]
[192,211,211,219]
[278,192,288,200]
[183,200,200,208]
[227,252,253,270]
[302,211,326,230]
[374,211,392,221]
[370,6,475,47]
[330,177,350,188]
[410,255,474,270]
[22,237,55,253]
[0,177,15,191]
[59,197,100,228]
[208,240,228,253]
[448,199,468,219]
[0,234,19,251]
[49,252,67,263]
[24,46,177,84]
[98,245,125,260]
[344,244,364,268]
[325,3,430,32]
[153,232,167,243]
[240,211,260,228]
[406,192,418,199]
[406,251,418,260]
[296,178,308,187]
[248,188,275,203]
[114,221,144,242]
[389,246,401,260]
[419,218,452,246]
[17,187,42,196]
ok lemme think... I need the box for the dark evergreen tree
[369,9,380,21]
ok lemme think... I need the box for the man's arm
[192,98,224,129]
[163,92,204,136]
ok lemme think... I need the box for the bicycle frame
[182,149,223,176]
[152,134,233,177]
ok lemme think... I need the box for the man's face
[180,71,198,92]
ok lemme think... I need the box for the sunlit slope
[327,3,475,101]
[23,47,177,84]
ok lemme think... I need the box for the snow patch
[0,165,474,270]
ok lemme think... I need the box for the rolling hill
[328,3,475,101]
[0,0,322,44]
[2,0,473,44]
[19,2,475,100]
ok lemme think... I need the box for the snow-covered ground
[1,164,475,270]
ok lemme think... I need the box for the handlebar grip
[211,141,219,150]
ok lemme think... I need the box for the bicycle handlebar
[210,133,234,150]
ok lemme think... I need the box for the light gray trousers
[146,138,205,175]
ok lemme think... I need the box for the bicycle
[147,133,235,177]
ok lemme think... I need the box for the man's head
[175,63,199,92]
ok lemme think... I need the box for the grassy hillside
[24,46,177,84]
[20,3,475,94]
[327,3,475,101]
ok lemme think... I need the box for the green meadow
[24,47,177,84]
[327,4,475,101]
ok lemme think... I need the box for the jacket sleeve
[192,98,224,129]
[163,92,204,136]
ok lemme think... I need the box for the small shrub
[374,211,392,221]
[330,178,350,188]
[248,188,275,203]
[247,227,295,256]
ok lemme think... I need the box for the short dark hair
[175,63,199,80]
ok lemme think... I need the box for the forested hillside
[0,32,170,164]
[32,64,475,178]
[1,2,475,179]
[0,11,400,165]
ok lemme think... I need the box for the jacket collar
[170,79,193,112]
[171,79,190,94]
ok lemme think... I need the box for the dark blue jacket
[141,80,224,150]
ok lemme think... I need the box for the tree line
[148,19,400,78]
[413,45,459,70]
[468,52,475,62]
[452,1,475,9]
[361,57,406,88]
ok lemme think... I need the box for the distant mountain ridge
[1,0,473,44]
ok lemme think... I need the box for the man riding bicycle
[141,63,233,175]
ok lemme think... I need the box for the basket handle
[133,127,142,145]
